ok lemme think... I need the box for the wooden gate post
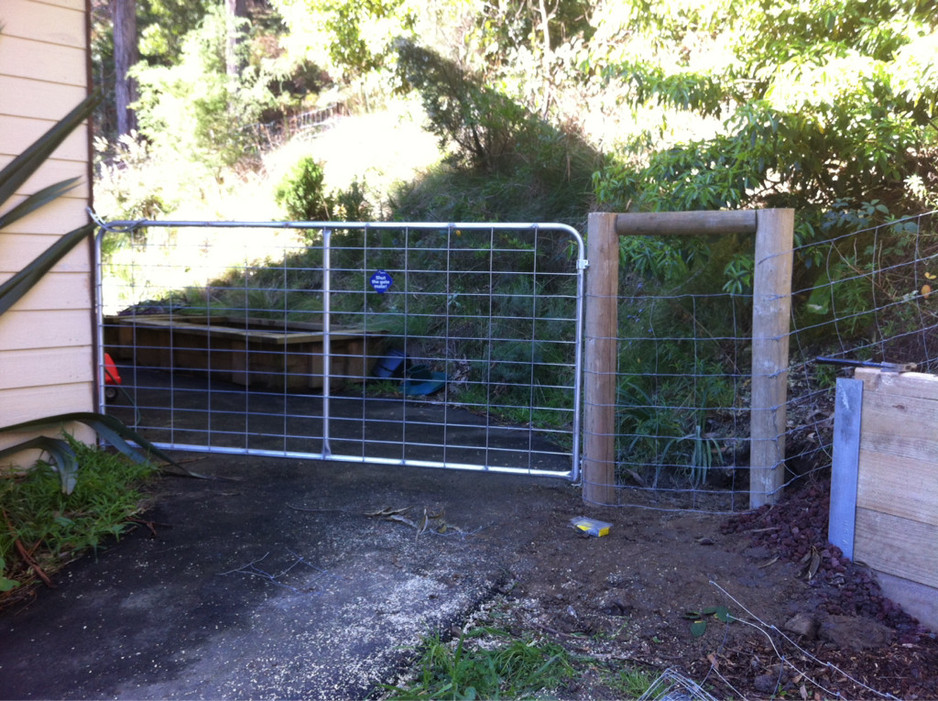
[583,212,619,505]
[749,208,794,508]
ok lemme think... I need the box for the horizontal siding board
[0,309,91,350]
[0,271,91,311]
[0,156,90,198]
[854,508,938,590]
[0,76,87,121]
[0,115,89,161]
[0,35,87,85]
[857,446,938,527]
[0,197,90,235]
[0,405,96,454]
[0,0,86,48]
[0,347,93,389]
[0,235,91,274]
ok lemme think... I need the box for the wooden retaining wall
[830,368,938,632]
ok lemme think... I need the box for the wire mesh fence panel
[97,221,584,479]
[606,208,938,513]
[611,282,754,513]
[787,209,938,486]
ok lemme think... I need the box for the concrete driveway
[0,455,577,699]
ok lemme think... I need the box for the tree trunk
[226,0,249,80]
[112,0,138,136]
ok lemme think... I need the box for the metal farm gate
[96,221,585,480]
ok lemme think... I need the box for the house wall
[0,0,94,454]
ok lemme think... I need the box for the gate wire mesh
[96,221,584,479]
[608,208,938,513]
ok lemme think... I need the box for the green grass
[0,438,156,599]
[386,627,576,699]
[385,624,660,700]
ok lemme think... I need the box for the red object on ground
[104,352,121,386]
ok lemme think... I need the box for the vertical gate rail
[95,220,585,480]
[583,210,794,508]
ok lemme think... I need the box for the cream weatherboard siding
[0,0,95,456]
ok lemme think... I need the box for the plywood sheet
[854,508,938,590]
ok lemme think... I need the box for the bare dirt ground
[3,457,936,699]
[465,474,938,699]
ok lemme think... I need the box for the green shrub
[275,156,331,220]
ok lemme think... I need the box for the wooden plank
[0,271,92,311]
[1,0,86,48]
[859,390,938,444]
[0,76,87,120]
[0,115,89,162]
[854,508,938,590]
[582,212,619,505]
[854,367,938,400]
[0,234,91,274]
[0,309,92,350]
[829,378,862,560]
[0,35,87,85]
[749,208,795,507]
[616,210,757,236]
[0,197,90,235]
[858,447,938,527]
[0,347,93,390]
[872,571,938,634]
[0,156,90,197]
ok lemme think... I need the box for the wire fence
[97,220,585,478]
[608,209,938,512]
[95,209,938,511]
[244,103,348,150]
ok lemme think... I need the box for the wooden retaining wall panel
[854,508,938,591]
[857,443,938,526]
[851,368,938,631]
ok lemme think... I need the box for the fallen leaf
[926,272,936,280]
[759,555,780,569]
[807,547,821,580]
[365,506,409,517]
[922,284,932,299]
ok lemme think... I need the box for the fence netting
[98,221,584,477]
[607,209,938,513]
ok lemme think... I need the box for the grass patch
[0,438,156,602]
[386,627,576,699]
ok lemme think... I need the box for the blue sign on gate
[370,269,393,294]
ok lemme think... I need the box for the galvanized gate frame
[94,220,587,481]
